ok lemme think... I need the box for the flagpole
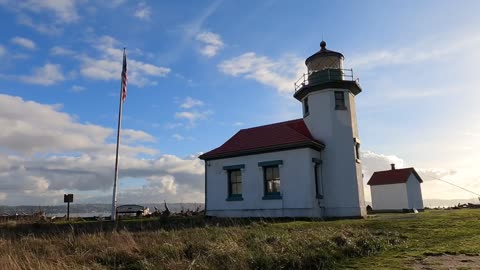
[111,48,126,221]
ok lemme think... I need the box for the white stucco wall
[303,89,366,217]
[406,174,424,209]
[371,183,409,210]
[205,148,323,218]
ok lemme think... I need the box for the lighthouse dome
[305,41,344,72]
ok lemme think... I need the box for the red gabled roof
[199,119,324,160]
[367,168,423,186]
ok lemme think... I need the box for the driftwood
[148,202,204,217]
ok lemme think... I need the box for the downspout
[204,160,208,216]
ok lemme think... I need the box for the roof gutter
[199,141,325,161]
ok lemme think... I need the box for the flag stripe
[121,50,128,102]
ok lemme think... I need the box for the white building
[367,164,424,211]
[199,41,366,218]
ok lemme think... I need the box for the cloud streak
[10,36,36,50]
[134,1,151,20]
[18,63,65,86]
[196,31,224,57]
[347,34,480,70]
[219,52,304,93]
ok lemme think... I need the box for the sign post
[64,194,73,221]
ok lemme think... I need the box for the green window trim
[303,97,310,117]
[227,169,242,198]
[223,164,245,170]
[334,91,347,110]
[262,165,281,197]
[258,160,283,167]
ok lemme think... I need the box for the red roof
[367,168,423,186]
[199,119,324,160]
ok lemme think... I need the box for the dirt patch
[414,254,480,269]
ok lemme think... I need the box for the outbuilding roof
[367,167,423,186]
[199,119,324,160]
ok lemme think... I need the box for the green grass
[343,209,480,269]
[0,209,479,269]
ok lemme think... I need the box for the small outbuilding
[367,164,424,211]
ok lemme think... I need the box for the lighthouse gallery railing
[294,68,357,92]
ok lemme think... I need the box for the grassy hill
[0,209,479,269]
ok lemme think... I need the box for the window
[312,158,323,199]
[354,140,361,162]
[303,97,309,116]
[258,160,282,199]
[335,91,346,110]
[264,166,281,196]
[228,169,242,198]
[223,164,244,201]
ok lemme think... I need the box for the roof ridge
[238,118,303,131]
[373,167,414,174]
[285,120,316,140]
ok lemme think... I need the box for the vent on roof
[391,164,396,170]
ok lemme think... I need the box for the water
[47,212,110,218]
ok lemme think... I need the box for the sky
[0,0,479,206]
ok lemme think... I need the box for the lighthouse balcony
[293,68,362,100]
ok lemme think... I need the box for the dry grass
[0,217,401,270]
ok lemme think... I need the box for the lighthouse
[294,40,366,217]
[200,41,366,218]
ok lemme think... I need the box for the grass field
[0,209,479,269]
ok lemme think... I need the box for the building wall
[303,88,366,217]
[370,183,409,210]
[205,148,323,217]
[406,174,424,209]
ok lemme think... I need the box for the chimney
[391,164,396,170]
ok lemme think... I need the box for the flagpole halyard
[111,48,127,221]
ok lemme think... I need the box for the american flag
[121,49,128,102]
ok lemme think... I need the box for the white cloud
[50,46,75,56]
[0,94,205,205]
[98,0,126,8]
[122,129,156,143]
[219,52,304,93]
[0,45,5,57]
[19,63,65,86]
[175,111,211,127]
[172,134,184,141]
[78,35,170,86]
[180,96,204,109]
[134,1,151,20]
[0,0,79,34]
[16,14,62,35]
[233,122,245,127]
[0,94,110,154]
[347,34,480,70]
[20,0,79,23]
[70,85,85,92]
[10,36,36,50]
[196,31,224,57]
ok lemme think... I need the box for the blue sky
[0,0,479,205]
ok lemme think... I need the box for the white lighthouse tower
[294,41,366,217]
